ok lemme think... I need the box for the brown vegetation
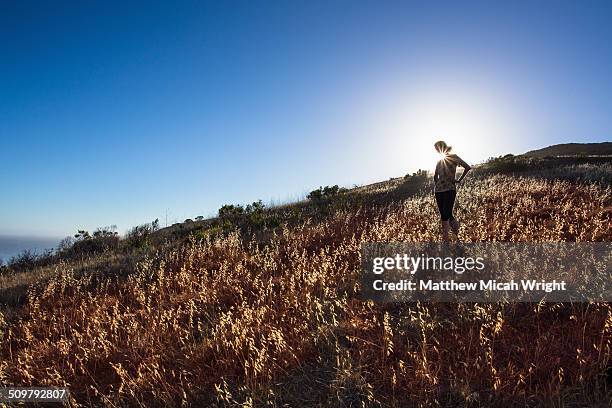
[0,165,611,407]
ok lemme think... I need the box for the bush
[265,215,281,229]
[6,249,54,272]
[191,225,224,241]
[9,250,39,270]
[245,200,264,214]
[218,201,276,231]
[404,169,428,180]
[70,226,119,256]
[245,200,265,228]
[57,237,75,253]
[307,185,347,202]
[481,155,530,173]
[218,204,245,219]
[124,219,159,251]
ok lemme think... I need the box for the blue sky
[1,1,611,238]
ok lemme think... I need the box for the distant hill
[522,142,612,157]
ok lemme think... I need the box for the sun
[373,90,515,174]
[360,79,524,180]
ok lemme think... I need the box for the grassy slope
[0,157,611,407]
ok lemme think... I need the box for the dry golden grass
[1,174,611,407]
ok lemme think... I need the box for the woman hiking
[433,140,471,242]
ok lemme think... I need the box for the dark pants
[435,190,456,221]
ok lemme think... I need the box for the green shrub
[124,219,160,251]
[218,204,244,219]
[266,215,281,229]
[69,226,120,256]
[191,224,224,241]
[307,185,347,202]
[6,249,54,272]
[218,201,279,232]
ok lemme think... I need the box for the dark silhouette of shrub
[6,249,54,273]
[191,225,224,241]
[125,219,159,250]
[217,200,277,231]
[404,169,428,180]
[70,226,119,256]
[9,250,39,270]
[57,237,75,253]
[481,155,530,173]
[218,204,245,219]
[307,185,347,202]
[265,215,281,229]
[244,200,265,228]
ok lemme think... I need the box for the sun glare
[405,102,496,164]
[370,84,519,175]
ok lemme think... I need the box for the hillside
[0,154,611,407]
[522,141,612,157]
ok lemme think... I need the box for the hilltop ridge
[522,142,612,157]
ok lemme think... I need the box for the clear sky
[1,1,611,238]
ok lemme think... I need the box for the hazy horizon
[0,235,62,263]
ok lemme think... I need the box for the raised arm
[454,155,471,183]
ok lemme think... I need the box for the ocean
[0,236,61,264]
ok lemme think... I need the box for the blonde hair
[434,140,452,154]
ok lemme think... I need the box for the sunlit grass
[0,171,610,406]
